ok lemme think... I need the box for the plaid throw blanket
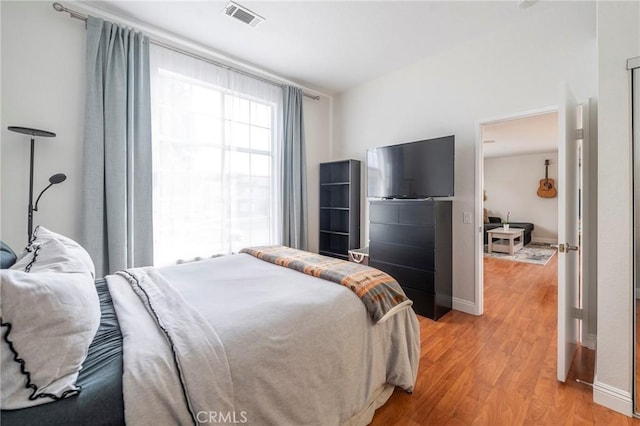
[239,246,412,323]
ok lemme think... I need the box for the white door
[557,82,580,382]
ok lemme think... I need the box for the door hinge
[572,307,584,320]
[576,128,584,140]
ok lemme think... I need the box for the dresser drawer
[370,241,434,271]
[402,286,451,321]
[369,223,434,248]
[369,202,399,224]
[398,202,435,226]
[370,260,434,293]
[370,201,436,226]
[401,287,435,319]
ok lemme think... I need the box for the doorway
[475,101,597,353]
[482,111,560,245]
[475,106,558,315]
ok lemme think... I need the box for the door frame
[580,99,597,350]
[474,105,559,316]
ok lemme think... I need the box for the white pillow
[0,236,100,409]
[13,226,96,278]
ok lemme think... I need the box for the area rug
[483,242,557,266]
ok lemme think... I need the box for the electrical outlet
[463,212,472,224]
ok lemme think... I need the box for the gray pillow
[0,241,17,269]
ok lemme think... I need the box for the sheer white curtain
[150,45,282,266]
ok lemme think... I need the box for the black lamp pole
[27,135,36,242]
[7,126,65,242]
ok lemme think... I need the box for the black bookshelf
[319,160,361,260]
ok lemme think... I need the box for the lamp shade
[7,126,56,138]
[49,173,67,184]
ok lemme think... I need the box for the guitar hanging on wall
[537,159,557,198]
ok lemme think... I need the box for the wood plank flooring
[371,253,640,425]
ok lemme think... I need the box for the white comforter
[107,253,420,426]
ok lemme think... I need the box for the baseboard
[452,297,480,316]
[583,333,597,350]
[531,237,557,245]
[593,380,633,416]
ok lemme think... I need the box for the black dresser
[369,200,452,320]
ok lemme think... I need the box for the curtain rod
[52,2,321,101]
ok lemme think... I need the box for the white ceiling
[81,0,588,95]
[482,111,558,158]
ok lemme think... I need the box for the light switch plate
[463,211,472,224]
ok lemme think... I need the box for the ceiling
[81,0,589,95]
[482,112,558,158]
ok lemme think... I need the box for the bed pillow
[0,241,17,269]
[0,236,100,409]
[13,226,96,278]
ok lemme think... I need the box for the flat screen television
[367,135,454,199]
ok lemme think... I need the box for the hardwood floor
[371,253,640,425]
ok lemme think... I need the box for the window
[150,47,282,266]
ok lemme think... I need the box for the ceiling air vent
[223,1,265,27]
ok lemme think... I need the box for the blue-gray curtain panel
[282,86,308,250]
[81,16,153,277]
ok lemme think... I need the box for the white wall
[0,1,332,255]
[593,0,640,416]
[304,95,333,253]
[484,152,558,244]
[333,2,596,308]
[1,1,86,251]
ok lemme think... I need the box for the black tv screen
[367,135,454,199]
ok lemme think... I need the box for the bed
[1,229,420,425]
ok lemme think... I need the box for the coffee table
[487,227,524,255]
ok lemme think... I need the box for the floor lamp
[8,126,66,242]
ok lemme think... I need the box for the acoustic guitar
[537,159,557,198]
